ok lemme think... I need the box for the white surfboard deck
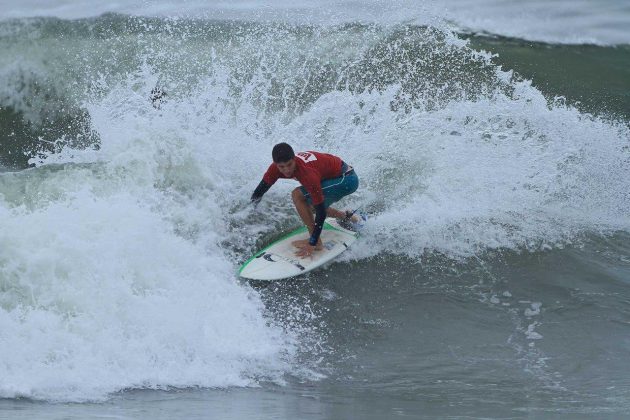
[239,219,359,281]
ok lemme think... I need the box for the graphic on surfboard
[239,216,364,281]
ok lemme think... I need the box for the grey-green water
[2,237,630,417]
[1,5,629,419]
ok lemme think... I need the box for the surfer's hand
[295,244,317,258]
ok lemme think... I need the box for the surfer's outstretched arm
[251,180,271,206]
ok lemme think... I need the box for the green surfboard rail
[238,222,350,275]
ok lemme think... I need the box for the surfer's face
[276,158,296,177]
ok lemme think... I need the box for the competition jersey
[262,151,343,205]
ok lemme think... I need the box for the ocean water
[1,0,629,418]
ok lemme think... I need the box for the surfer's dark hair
[272,143,295,163]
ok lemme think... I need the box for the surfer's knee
[292,187,306,203]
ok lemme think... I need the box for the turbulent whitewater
[1,0,629,416]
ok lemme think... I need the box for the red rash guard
[262,151,343,205]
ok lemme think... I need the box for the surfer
[251,143,359,258]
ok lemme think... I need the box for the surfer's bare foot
[291,239,310,248]
[340,210,360,223]
[292,239,323,250]
[294,243,323,258]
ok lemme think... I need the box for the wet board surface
[239,219,359,281]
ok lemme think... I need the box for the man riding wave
[251,143,360,258]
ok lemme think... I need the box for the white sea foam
[0,15,628,403]
[312,84,630,259]
[0,193,296,401]
[525,302,542,317]
[0,69,304,402]
[526,322,543,340]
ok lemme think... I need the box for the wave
[0,15,629,402]
[444,0,630,46]
[1,15,628,259]
[0,183,298,401]
[3,0,630,46]
[464,34,630,120]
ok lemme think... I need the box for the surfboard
[239,218,360,281]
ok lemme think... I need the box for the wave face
[0,11,629,404]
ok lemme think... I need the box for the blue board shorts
[300,162,359,209]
